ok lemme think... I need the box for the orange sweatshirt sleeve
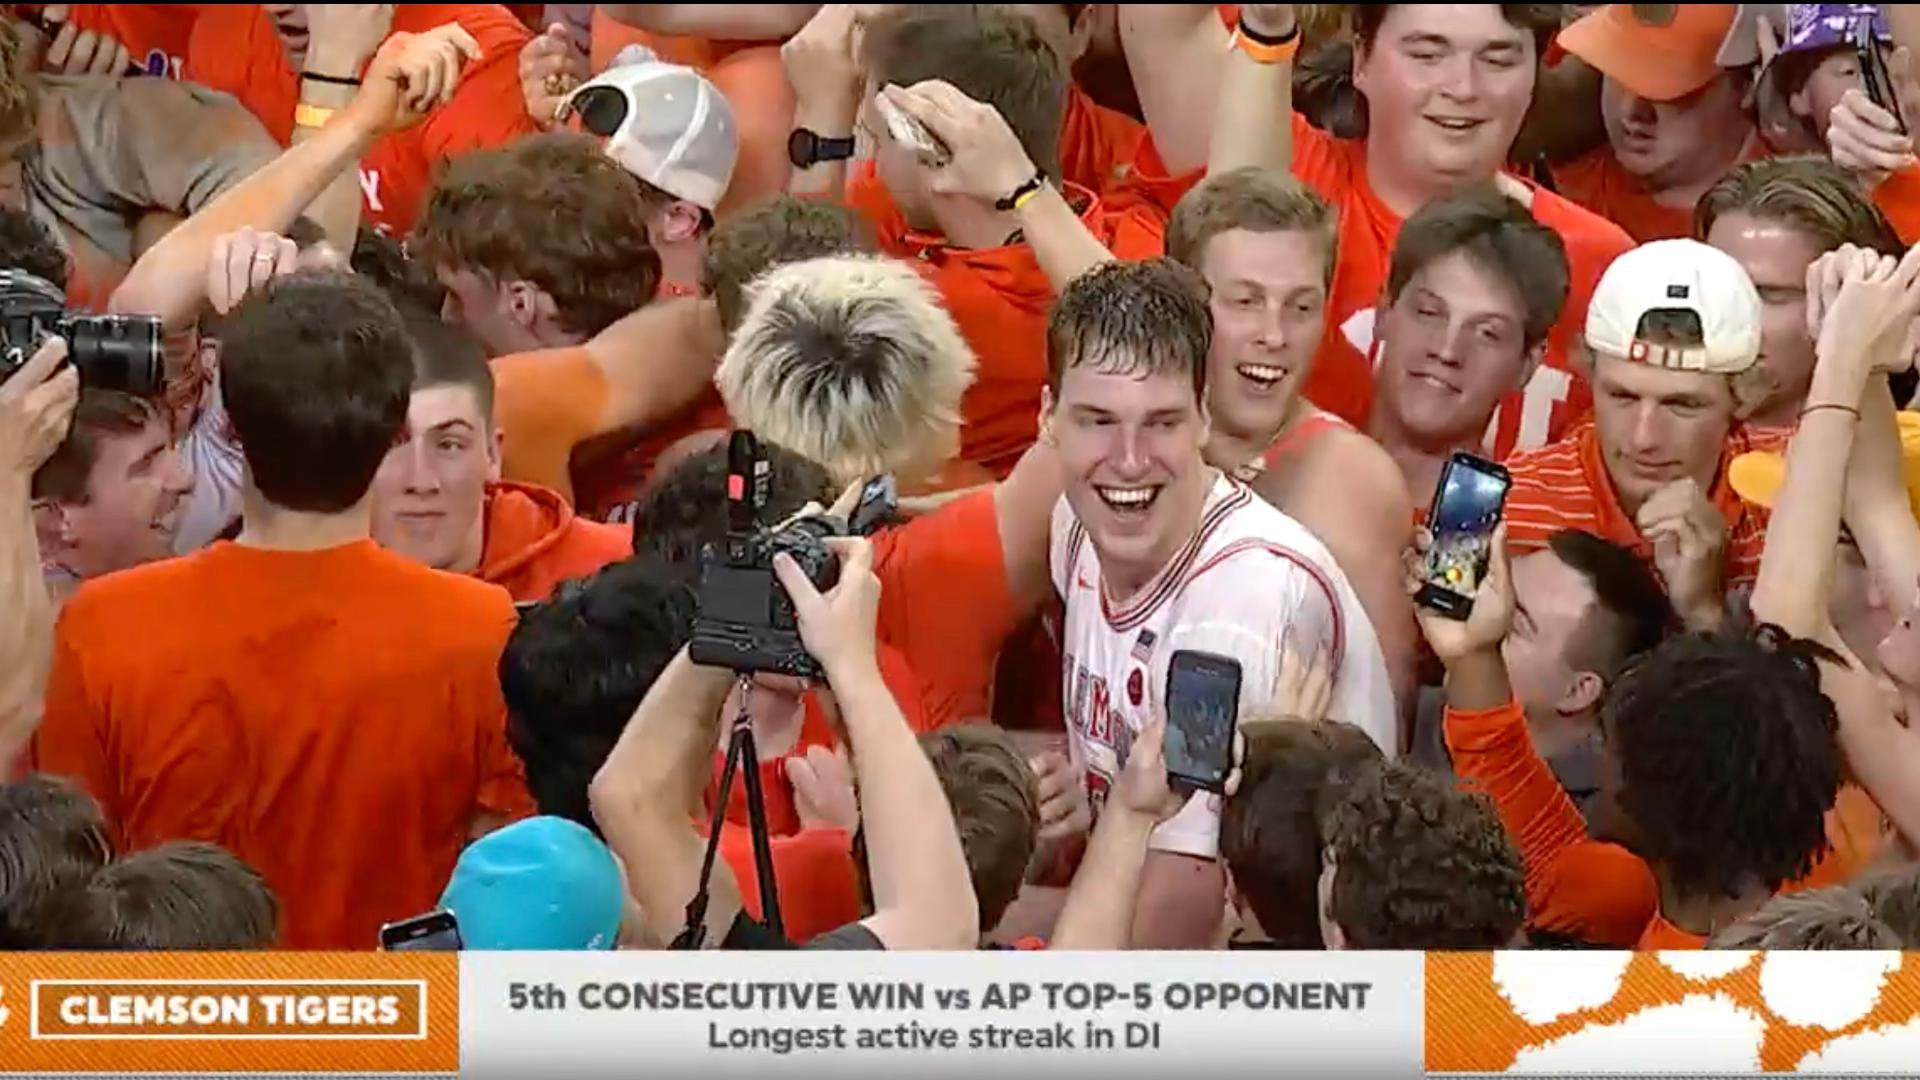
[722,825,863,944]
[1444,697,1657,947]
[1873,166,1920,246]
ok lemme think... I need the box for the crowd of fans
[6,1,1920,954]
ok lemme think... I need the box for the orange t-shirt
[1636,913,1708,951]
[720,824,862,944]
[843,175,1166,476]
[58,3,197,77]
[709,643,932,837]
[1873,166,1920,246]
[182,4,537,235]
[1127,121,1634,459]
[478,481,632,602]
[1059,84,1150,199]
[1503,423,1784,592]
[489,344,732,520]
[871,488,1023,730]
[33,540,534,949]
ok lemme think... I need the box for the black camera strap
[672,678,785,949]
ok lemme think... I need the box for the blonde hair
[715,255,976,483]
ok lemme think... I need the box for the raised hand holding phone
[1163,650,1242,795]
[1414,452,1511,621]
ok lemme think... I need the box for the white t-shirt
[1051,473,1397,859]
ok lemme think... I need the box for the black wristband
[1236,18,1300,48]
[995,170,1047,212]
[301,71,363,88]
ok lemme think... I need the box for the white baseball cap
[565,49,738,212]
[1584,239,1762,374]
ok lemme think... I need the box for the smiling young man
[1369,187,1571,498]
[368,308,630,604]
[1044,259,1395,948]
[1129,3,1632,459]
[1167,166,1418,710]
[1697,154,1905,432]
[1550,4,1759,243]
[1502,239,1779,630]
[32,391,194,605]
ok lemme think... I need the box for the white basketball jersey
[1050,473,1397,859]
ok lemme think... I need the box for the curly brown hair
[1322,762,1525,949]
[0,20,39,148]
[700,196,874,333]
[412,132,660,338]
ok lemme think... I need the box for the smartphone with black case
[380,909,462,952]
[1164,650,1242,794]
[1417,452,1511,621]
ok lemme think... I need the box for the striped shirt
[1503,424,1787,590]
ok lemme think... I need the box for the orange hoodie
[480,481,631,603]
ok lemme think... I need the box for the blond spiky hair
[715,255,977,483]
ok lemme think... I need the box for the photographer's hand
[0,338,79,481]
[774,537,882,682]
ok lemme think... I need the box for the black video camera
[0,269,164,395]
[688,431,895,680]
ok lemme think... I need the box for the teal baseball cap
[439,817,625,950]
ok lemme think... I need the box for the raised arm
[782,5,864,199]
[1206,5,1297,177]
[108,26,479,330]
[1118,5,1233,176]
[587,647,740,948]
[0,340,77,773]
[1757,246,1920,847]
[1843,380,1920,617]
[777,539,978,948]
[1753,246,1918,637]
[882,80,1115,289]
[1049,719,1187,949]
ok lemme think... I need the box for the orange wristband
[1233,23,1301,65]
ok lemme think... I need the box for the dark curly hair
[1601,626,1842,899]
[634,441,832,570]
[1321,761,1526,949]
[499,556,698,832]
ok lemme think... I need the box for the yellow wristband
[293,103,336,130]
[1011,182,1047,212]
[1232,24,1301,65]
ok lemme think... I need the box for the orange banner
[1428,951,1920,1073]
[0,953,456,1074]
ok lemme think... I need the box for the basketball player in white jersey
[1041,259,1396,949]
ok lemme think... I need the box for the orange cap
[1558,3,1738,102]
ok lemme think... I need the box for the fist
[207,227,300,316]
[1029,749,1092,842]
[37,7,133,76]
[1634,479,1729,629]
[782,5,865,108]
[519,24,587,130]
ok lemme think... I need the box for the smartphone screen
[1164,651,1242,794]
[380,910,463,952]
[1419,453,1511,620]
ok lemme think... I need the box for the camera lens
[66,314,165,397]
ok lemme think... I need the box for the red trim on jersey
[1100,485,1253,632]
[1175,538,1347,673]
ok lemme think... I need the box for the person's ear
[487,423,504,482]
[1196,394,1213,448]
[1557,670,1606,717]
[1515,341,1546,393]
[1065,7,1094,64]
[503,280,547,331]
[31,499,74,557]
[1038,385,1058,445]
[656,201,704,246]
[1351,34,1373,97]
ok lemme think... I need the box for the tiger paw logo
[1427,952,1920,1073]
